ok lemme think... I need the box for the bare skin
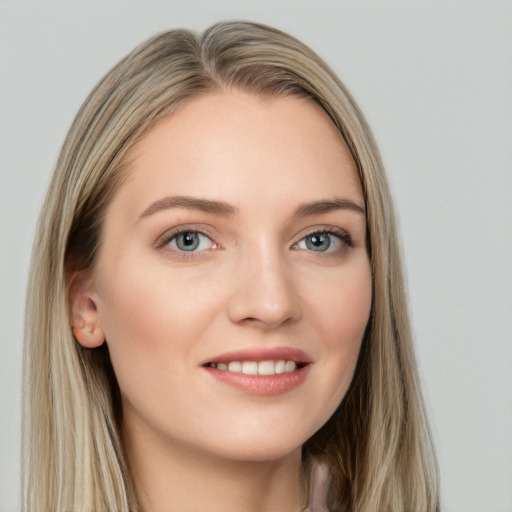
[124,425,303,512]
[71,90,371,511]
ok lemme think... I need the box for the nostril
[239,317,262,326]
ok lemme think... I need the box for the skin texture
[71,90,372,512]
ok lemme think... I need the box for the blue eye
[304,233,332,252]
[294,230,349,253]
[168,231,213,252]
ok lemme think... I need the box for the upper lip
[202,346,313,365]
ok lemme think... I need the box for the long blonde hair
[23,21,439,512]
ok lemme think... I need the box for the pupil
[307,234,330,251]
[178,232,199,251]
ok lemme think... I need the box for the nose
[227,247,302,329]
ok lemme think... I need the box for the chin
[214,440,303,464]
[199,421,317,463]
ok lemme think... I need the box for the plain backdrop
[1,2,511,511]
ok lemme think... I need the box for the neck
[123,420,305,512]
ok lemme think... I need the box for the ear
[69,271,105,348]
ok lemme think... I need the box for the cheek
[305,261,372,407]
[98,254,212,329]
[331,270,371,349]
[306,258,372,345]
[94,260,220,390]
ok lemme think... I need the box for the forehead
[118,89,362,215]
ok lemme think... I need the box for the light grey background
[1,1,511,511]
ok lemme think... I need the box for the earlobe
[69,271,105,348]
[73,323,105,348]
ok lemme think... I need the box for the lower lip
[203,365,310,396]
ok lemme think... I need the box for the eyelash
[295,228,353,250]
[156,226,218,254]
[156,226,353,256]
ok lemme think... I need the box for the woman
[23,21,439,512]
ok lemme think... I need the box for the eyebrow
[139,196,238,220]
[294,198,365,217]
[138,195,365,221]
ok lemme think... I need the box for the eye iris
[176,232,200,251]
[306,233,331,251]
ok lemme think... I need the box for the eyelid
[293,226,353,248]
[154,224,354,254]
[155,225,218,250]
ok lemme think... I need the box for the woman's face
[89,90,372,462]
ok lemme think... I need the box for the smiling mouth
[202,360,309,375]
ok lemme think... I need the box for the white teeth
[258,360,275,375]
[284,361,297,372]
[275,360,285,374]
[212,360,300,375]
[241,361,258,375]
[228,361,242,372]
